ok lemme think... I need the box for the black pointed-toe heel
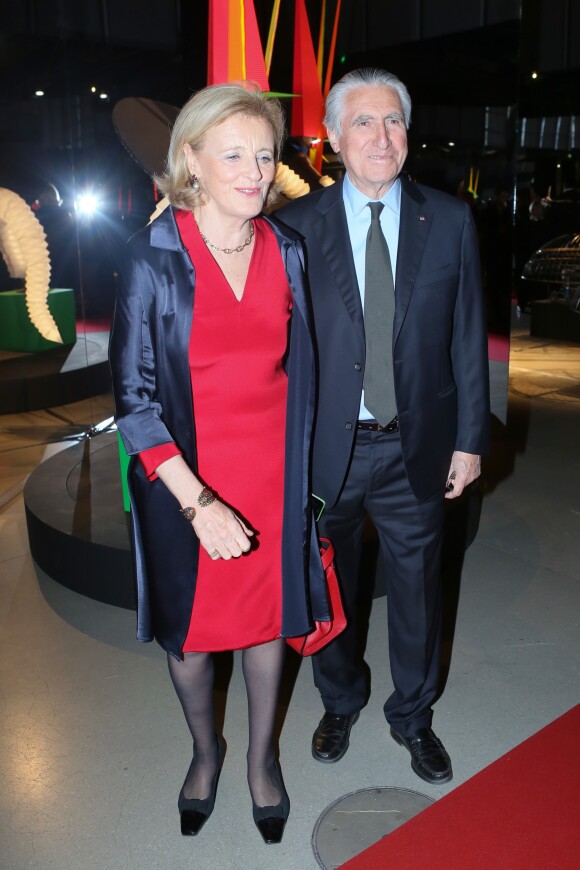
[178,737,225,836]
[251,763,290,845]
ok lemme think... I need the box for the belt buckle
[356,417,398,432]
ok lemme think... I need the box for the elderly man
[277,68,490,784]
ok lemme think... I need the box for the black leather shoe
[178,737,225,835]
[252,762,290,845]
[312,711,360,763]
[390,726,453,784]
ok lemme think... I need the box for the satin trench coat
[109,206,328,659]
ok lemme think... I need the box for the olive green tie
[363,201,396,426]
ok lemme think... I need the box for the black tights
[167,638,286,806]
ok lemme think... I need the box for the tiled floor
[1,314,579,870]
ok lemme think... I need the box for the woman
[109,82,327,845]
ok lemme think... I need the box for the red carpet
[488,332,509,362]
[340,705,580,870]
[76,317,112,334]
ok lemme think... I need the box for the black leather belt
[356,416,399,432]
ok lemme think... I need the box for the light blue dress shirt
[342,173,401,420]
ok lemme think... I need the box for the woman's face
[184,114,276,222]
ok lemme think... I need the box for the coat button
[354,363,362,371]
[345,422,353,430]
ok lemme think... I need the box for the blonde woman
[109,83,327,844]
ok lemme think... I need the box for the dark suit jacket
[276,175,490,506]
[109,206,327,658]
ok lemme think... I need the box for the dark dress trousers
[109,206,328,660]
[276,175,490,733]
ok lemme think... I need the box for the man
[277,68,490,785]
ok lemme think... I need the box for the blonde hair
[155,82,286,211]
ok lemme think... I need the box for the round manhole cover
[312,786,434,869]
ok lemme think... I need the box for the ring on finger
[210,549,220,559]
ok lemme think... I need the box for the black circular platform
[0,331,111,414]
[24,432,135,609]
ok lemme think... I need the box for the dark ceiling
[343,21,520,110]
[0,2,578,118]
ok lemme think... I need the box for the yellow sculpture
[275,162,311,198]
[0,187,63,344]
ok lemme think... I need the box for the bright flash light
[35,90,45,96]
[76,192,100,216]
[99,93,108,100]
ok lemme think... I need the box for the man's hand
[445,451,481,499]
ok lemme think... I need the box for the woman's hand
[192,499,254,560]
[150,454,254,559]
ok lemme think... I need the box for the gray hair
[324,68,412,135]
[155,82,285,211]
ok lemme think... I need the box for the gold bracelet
[197,486,216,507]
[179,487,216,522]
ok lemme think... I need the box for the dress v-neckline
[198,219,257,304]
[175,210,261,304]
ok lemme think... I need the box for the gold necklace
[199,220,254,254]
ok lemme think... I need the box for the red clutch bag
[286,538,347,656]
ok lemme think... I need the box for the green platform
[0,288,76,352]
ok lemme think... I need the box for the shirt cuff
[139,442,181,480]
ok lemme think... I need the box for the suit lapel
[313,181,364,334]
[394,176,431,345]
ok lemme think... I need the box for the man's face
[328,85,408,199]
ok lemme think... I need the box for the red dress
[142,211,292,652]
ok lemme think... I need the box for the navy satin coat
[109,206,327,659]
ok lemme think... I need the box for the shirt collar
[343,173,401,219]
